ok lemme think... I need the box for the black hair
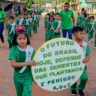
[24,13,27,16]
[9,16,14,20]
[46,13,50,16]
[12,31,30,46]
[81,8,85,11]
[28,12,32,15]
[64,3,70,6]
[49,15,55,22]
[24,14,28,19]
[19,13,22,15]
[78,12,80,15]
[72,26,83,34]
[89,16,95,21]
[55,13,60,16]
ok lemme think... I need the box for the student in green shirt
[25,13,32,37]
[47,15,55,40]
[60,3,75,39]
[71,26,91,96]
[33,11,38,33]
[6,16,16,48]
[36,11,40,27]
[51,13,61,39]
[28,13,33,37]
[27,6,32,13]
[16,13,24,26]
[84,14,89,33]
[44,14,50,41]
[87,16,94,43]
[9,30,36,96]
[76,12,81,26]
[0,4,6,44]
[24,14,29,35]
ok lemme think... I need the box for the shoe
[78,90,84,96]
[71,90,77,95]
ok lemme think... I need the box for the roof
[86,0,96,4]
[0,0,25,4]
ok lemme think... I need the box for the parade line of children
[8,9,39,96]
[44,11,96,48]
[43,11,91,96]
[76,12,96,48]
[44,12,62,41]
[6,10,40,48]
[6,5,92,96]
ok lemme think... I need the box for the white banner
[32,38,85,92]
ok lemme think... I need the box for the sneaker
[78,90,84,96]
[71,90,77,95]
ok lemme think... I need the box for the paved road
[0,17,96,96]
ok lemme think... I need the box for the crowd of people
[44,3,91,96]
[76,11,96,47]
[0,2,95,96]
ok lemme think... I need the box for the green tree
[20,0,34,5]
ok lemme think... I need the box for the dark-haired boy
[6,16,16,48]
[51,13,61,39]
[71,26,91,96]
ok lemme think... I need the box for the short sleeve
[86,45,91,55]
[6,23,9,29]
[71,10,74,17]
[94,23,96,28]
[8,47,16,60]
[59,11,62,17]
[31,50,36,60]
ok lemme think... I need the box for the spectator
[0,4,6,45]
[60,3,75,39]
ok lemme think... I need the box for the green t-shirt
[9,45,35,77]
[52,20,61,30]
[82,41,91,55]
[27,8,32,13]
[60,10,74,30]
[84,17,89,25]
[6,23,16,37]
[0,10,5,23]
[24,19,30,25]
[86,45,91,55]
[94,22,96,28]
[16,18,24,25]
[87,22,94,33]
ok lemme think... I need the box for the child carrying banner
[71,26,91,96]
[9,29,36,96]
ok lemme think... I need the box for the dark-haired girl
[6,16,16,48]
[51,13,61,39]
[44,14,50,41]
[46,15,54,40]
[9,30,36,96]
